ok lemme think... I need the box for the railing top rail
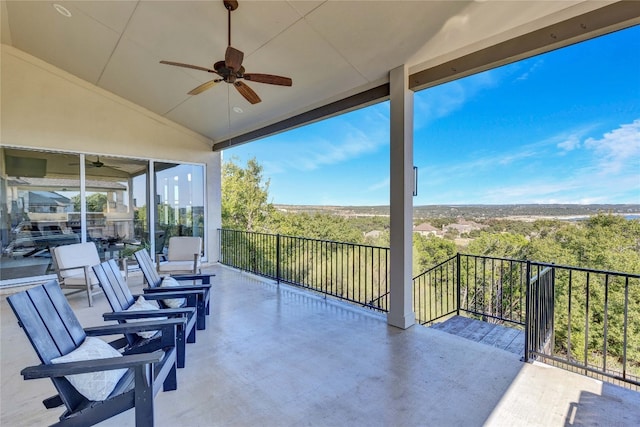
[413,254,458,280]
[457,253,640,278]
[529,266,553,283]
[530,261,640,279]
[218,228,390,251]
[458,253,528,264]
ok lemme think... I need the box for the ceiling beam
[212,84,390,151]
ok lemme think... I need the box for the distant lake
[565,214,640,222]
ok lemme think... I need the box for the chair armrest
[173,273,214,285]
[134,291,198,307]
[141,288,205,298]
[103,307,194,321]
[144,285,210,294]
[56,265,89,273]
[85,318,185,336]
[21,350,164,380]
[56,265,92,283]
[134,290,202,298]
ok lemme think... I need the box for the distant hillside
[274,204,640,219]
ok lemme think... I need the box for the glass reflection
[82,155,148,261]
[154,162,205,256]
[1,149,81,280]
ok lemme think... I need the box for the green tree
[413,234,456,275]
[72,193,107,212]
[222,157,273,232]
[269,211,364,243]
[466,232,529,259]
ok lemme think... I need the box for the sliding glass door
[1,148,205,285]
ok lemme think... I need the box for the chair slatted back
[7,280,88,411]
[7,280,85,363]
[94,259,135,312]
[93,259,139,346]
[134,250,163,288]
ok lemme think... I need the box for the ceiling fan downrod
[224,0,238,47]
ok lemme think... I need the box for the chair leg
[196,299,206,330]
[83,266,93,307]
[163,362,177,392]
[134,365,154,427]
[187,322,196,344]
[176,327,185,369]
[87,283,93,307]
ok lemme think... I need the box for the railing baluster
[584,272,590,374]
[603,274,609,373]
[567,269,573,361]
[622,276,629,380]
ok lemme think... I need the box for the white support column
[388,64,416,329]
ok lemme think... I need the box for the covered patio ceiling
[2,1,639,151]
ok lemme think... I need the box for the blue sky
[224,25,640,206]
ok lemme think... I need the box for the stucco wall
[0,45,222,261]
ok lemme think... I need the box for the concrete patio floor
[1,264,639,427]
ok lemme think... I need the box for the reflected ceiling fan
[69,156,120,169]
[160,0,292,105]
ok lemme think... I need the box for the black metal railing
[528,262,639,388]
[525,265,555,362]
[414,254,640,389]
[219,229,389,311]
[413,254,528,327]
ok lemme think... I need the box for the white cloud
[416,121,640,205]
[292,129,383,171]
[414,70,499,129]
[557,135,581,152]
[515,59,544,81]
[584,119,640,174]
[367,177,389,192]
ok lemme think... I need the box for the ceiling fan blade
[188,80,220,95]
[225,46,244,72]
[160,60,217,74]
[234,81,261,104]
[243,73,292,86]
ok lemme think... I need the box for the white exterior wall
[0,45,222,261]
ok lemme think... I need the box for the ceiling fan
[160,0,292,105]
[69,156,120,169]
[87,156,105,168]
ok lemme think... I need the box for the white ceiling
[1,1,636,149]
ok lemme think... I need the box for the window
[154,162,205,256]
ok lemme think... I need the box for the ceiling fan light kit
[160,0,292,105]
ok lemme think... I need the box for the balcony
[2,263,639,426]
[220,230,640,389]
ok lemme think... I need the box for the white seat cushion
[62,274,100,286]
[51,337,127,401]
